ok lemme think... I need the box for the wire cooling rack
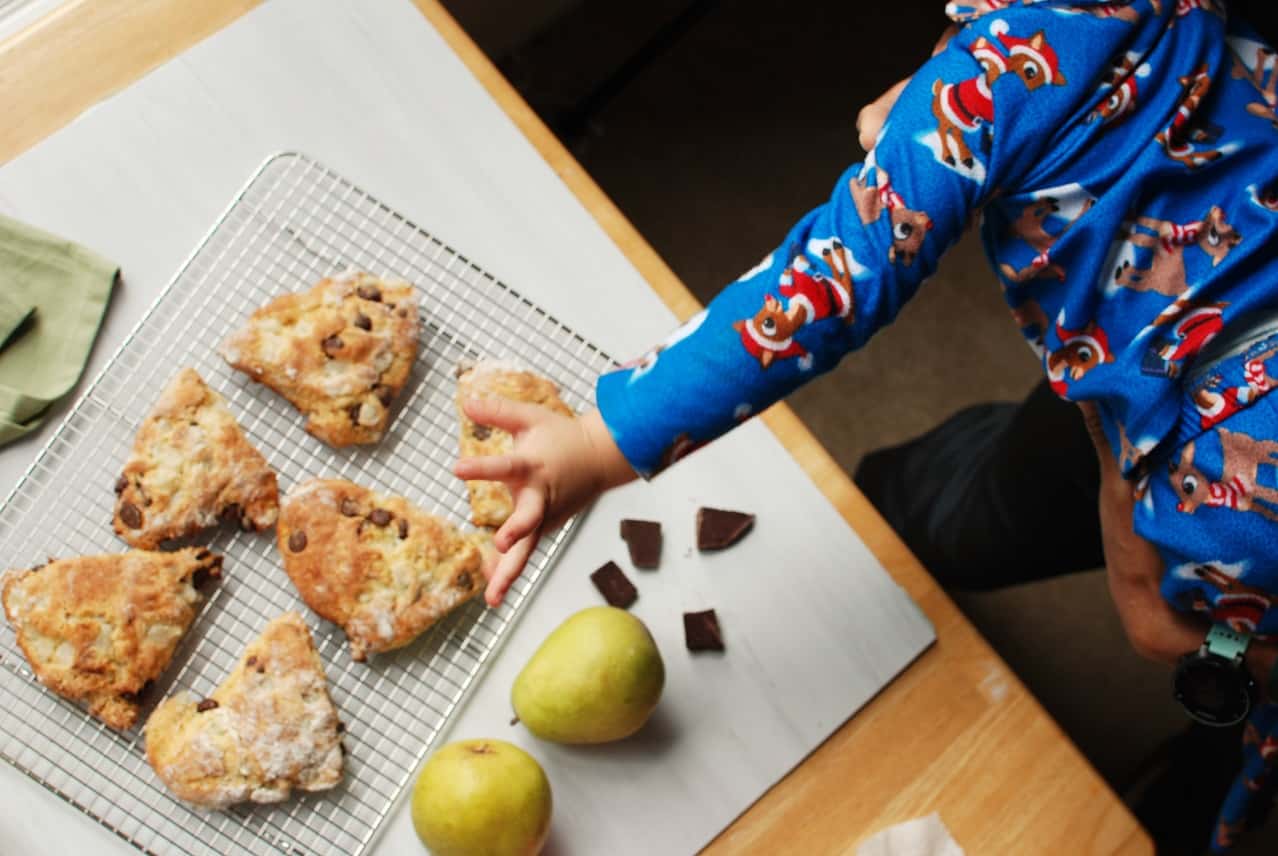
[0,152,614,855]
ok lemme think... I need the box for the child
[455,1,1278,849]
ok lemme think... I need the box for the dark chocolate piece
[590,560,637,609]
[288,531,308,552]
[683,609,724,652]
[353,312,372,331]
[696,507,754,551]
[196,698,219,713]
[119,501,143,529]
[368,508,392,527]
[619,519,662,569]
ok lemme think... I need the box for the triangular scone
[144,612,343,808]
[455,361,573,527]
[278,478,485,661]
[114,368,279,549]
[2,547,222,730]
[218,272,420,446]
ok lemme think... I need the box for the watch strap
[1206,623,1251,663]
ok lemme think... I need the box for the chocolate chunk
[397,518,409,539]
[347,402,363,423]
[196,698,219,713]
[590,561,637,609]
[288,531,308,552]
[322,335,343,356]
[113,475,128,495]
[374,384,395,406]
[222,502,242,523]
[119,501,143,529]
[191,557,221,590]
[471,424,492,441]
[356,284,382,302]
[683,609,724,651]
[246,656,257,668]
[353,312,372,331]
[619,519,662,569]
[336,721,346,734]
[455,571,472,590]
[696,507,755,551]
[122,680,155,705]
[368,508,392,526]
[340,497,361,517]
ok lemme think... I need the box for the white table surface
[0,1,934,853]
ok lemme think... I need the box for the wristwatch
[1173,623,1257,727]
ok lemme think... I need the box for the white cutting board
[0,1,934,853]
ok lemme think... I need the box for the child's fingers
[484,531,538,607]
[462,396,546,434]
[454,454,529,482]
[496,490,546,552]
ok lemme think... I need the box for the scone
[2,547,222,730]
[278,478,485,661]
[114,367,279,549]
[218,272,420,446]
[455,361,573,527]
[144,612,343,809]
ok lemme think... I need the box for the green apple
[512,606,665,744]
[410,738,551,856]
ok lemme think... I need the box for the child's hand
[856,25,959,152]
[454,400,636,607]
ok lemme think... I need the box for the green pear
[512,606,665,744]
[410,738,551,856]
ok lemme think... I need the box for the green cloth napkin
[0,213,118,446]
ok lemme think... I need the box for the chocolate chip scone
[2,547,222,730]
[144,612,343,808]
[455,361,573,527]
[114,368,279,549]
[218,272,420,446]
[278,478,486,661]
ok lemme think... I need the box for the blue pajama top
[594,0,1278,848]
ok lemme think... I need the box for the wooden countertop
[0,0,1151,852]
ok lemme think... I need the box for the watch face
[1174,656,1253,727]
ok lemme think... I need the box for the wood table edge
[0,0,1152,852]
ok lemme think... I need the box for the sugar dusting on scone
[277,478,485,661]
[455,360,573,527]
[2,547,222,730]
[144,612,343,809]
[114,368,279,549]
[218,272,420,446]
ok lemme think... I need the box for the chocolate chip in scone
[368,508,392,527]
[455,571,472,590]
[620,519,662,569]
[356,284,382,302]
[336,721,346,734]
[222,502,242,523]
[288,531,308,552]
[113,475,128,495]
[696,507,755,551]
[322,335,344,357]
[122,679,155,705]
[590,561,637,609]
[246,656,257,668]
[471,424,492,441]
[374,384,395,406]
[397,518,409,539]
[196,698,219,713]
[353,312,372,331]
[191,557,222,590]
[119,501,143,529]
[683,609,724,651]
[340,497,361,517]
[347,402,364,423]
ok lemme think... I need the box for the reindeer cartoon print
[931,22,1068,171]
[1111,205,1242,301]
[1251,183,1278,213]
[1169,426,1278,521]
[998,188,1094,283]
[1046,320,1114,396]
[1192,346,1278,430]
[848,162,934,266]
[1141,300,1227,378]
[1156,65,1231,169]
[1182,564,1278,634]
[1010,297,1050,353]
[1087,51,1150,128]
[733,245,856,370]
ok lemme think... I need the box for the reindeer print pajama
[595,0,1278,844]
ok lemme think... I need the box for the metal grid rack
[0,152,614,855]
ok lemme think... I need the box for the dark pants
[851,379,1256,855]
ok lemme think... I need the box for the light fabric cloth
[0,213,117,445]
[857,814,965,856]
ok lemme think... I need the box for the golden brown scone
[278,478,485,661]
[218,272,420,446]
[113,368,279,549]
[1,547,222,731]
[144,612,343,809]
[455,361,573,527]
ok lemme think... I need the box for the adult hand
[454,403,636,607]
